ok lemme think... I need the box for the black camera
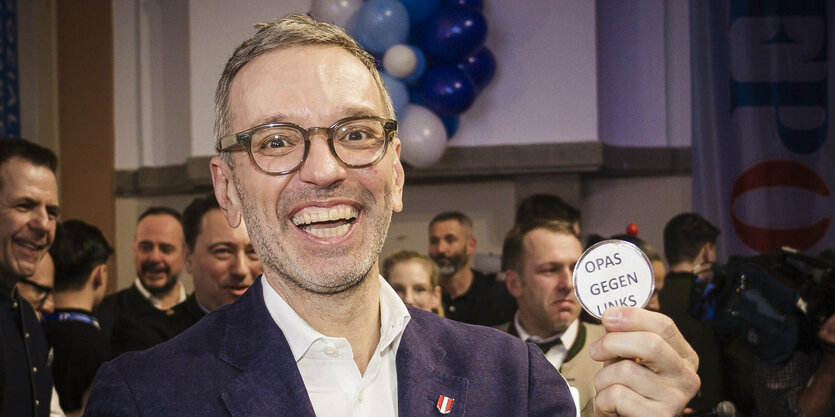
[687,248,835,363]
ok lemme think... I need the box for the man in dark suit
[86,14,699,417]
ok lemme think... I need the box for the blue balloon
[419,5,487,63]
[444,0,483,11]
[408,85,425,106]
[400,0,442,26]
[458,47,496,92]
[418,66,476,117]
[401,45,427,84]
[381,73,409,119]
[347,0,410,54]
[442,116,460,139]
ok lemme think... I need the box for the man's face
[133,214,184,295]
[0,158,59,288]
[185,209,261,311]
[211,46,404,294]
[16,253,55,319]
[507,228,583,337]
[428,220,473,278]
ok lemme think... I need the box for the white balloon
[310,0,363,28]
[399,104,448,168]
[383,44,417,79]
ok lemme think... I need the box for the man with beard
[498,220,605,417]
[96,206,189,358]
[85,14,699,417]
[0,138,58,417]
[428,211,515,326]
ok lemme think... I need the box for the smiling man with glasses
[86,14,699,417]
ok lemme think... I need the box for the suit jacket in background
[85,278,575,416]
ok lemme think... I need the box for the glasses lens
[332,119,387,166]
[250,125,306,173]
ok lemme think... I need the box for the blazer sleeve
[527,343,578,417]
[84,361,141,416]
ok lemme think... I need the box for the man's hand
[589,307,700,417]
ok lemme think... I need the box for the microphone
[688,401,736,417]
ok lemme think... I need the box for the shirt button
[12,302,18,309]
[449,305,456,312]
[324,344,338,357]
[34,400,40,407]
[24,333,30,339]
[358,390,365,402]
[32,367,38,374]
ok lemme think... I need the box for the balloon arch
[311,0,497,167]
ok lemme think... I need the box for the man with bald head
[96,206,190,358]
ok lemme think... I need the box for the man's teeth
[17,241,40,250]
[292,206,358,226]
[306,223,351,238]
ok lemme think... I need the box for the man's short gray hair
[213,13,396,155]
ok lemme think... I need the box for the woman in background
[381,250,444,316]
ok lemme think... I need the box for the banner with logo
[691,1,834,258]
[0,0,18,137]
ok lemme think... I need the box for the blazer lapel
[218,279,316,417]
[397,315,469,416]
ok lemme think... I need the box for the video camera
[687,247,835,363]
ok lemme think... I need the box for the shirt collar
[133,277,186,309]
[262,274,411,362]
[514,312,579,348]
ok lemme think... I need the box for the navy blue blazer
[85,279,575,416]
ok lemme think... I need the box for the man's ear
[505,269,523,298]
[390,138,405,213]
[210,156,243,228]
[91,264,107,290]
[466,236,477,256]
[183,244,195,274]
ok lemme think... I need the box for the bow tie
[528,337,562,354]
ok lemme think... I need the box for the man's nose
[297,133,348,187]
[28,207,52,233]
[230,251,252,278]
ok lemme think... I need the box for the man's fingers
[590,331,685,375]
[594,307,698,371]
[594,382,671,417]
[594,358,698,416]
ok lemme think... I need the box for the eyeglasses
[216,116,398,175]
[18,278,54,308]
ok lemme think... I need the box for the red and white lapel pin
[436,395,454,414]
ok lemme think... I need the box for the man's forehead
[136,215,182,239]
[0,158,59,199]
[523,229,581,257]
[228,45,384,129]
[197,209,246,241]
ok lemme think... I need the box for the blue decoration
[348,0,410,54]
[418,66,476,117]
[381,73,409,119]
[442,115,460,139]
[0,0,19,137]
[400,45,427,84]
[419,4,487,64]
[458,47,496,92]
[444,0,484,11]
[400,0,442,26]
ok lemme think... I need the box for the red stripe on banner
[731,160,831,253]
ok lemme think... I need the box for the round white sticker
[572,239,655,320]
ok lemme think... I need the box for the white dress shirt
[263,275,411,417]
[513,313,579,369]
[133,278,186,310]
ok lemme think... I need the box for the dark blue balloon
[444,0,483,11]
[419,5,487,63]
[381,73,409,119]
[418,66,476,117]
[442,116,460,139]
[458,47,496,92]
[400,0,442,26]
[408,85,425,106]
